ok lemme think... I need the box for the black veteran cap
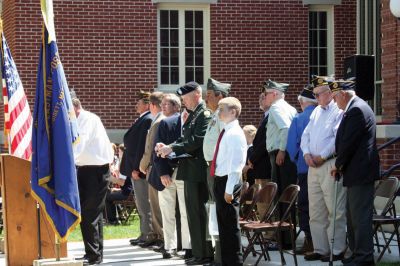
[300,84,315,100]
[139,90,151,103]
[207,78,231,95]
[329,79,356,93]
[261,79,289,93]
[176,81,200,96]
[311,75,335,88]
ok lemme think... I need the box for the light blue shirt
[266,98,297,152]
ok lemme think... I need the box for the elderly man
[153,94,192,259]
[286,84,317,254]
[158,82,213,265]
[264,79,297,249]
[300,76,346,262]
[203,77,231,265]
[73,98,114,265]
[120,91,154,247]
[139,91,165,248]
[331,80,379,266]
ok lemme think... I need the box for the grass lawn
[68,218,140,242]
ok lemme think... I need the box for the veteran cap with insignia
[329,78,356,93]
[176,81,200,96]
[311,75,335,89]
[207,78,231,95]
[299,84,315,100]
[139,90,151,104]
[261,79,289,93]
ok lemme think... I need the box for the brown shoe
[295,237,314,255]
[304,252,324,261]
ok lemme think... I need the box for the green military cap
[329,78,356,93]
[207,78,231,95]
[311,75,335,88]
[262,79,289,93]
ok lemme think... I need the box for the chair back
[256,182,278,221]
[265,184,300,224]
[374,177,400,216]
[240,183,261,220]
[239,181,250,202]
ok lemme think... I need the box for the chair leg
[377,225,398,262]
[259,232,271,262]
[243,231,258,261]
[379,224,392,254]
[277,228,286,265]
[290,226,298,266]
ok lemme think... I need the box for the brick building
[0,0,399,169]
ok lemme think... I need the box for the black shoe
[181,249,193,260]
[186,257,213,265]
[265,242,279,251]
[185,257,198,263]
[304,252,325,261]
[342,255,355,264]
[75,255,89,260]
[343,260,375,266]
[321,252,344,262]
[129,238,141,245]
[139,239,157,248]
[131,239,145,246]
[82,257,102,265]
[153,245,166,253]
[162,249,176,259]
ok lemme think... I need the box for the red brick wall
[3,0,356,129]
[381,0,400,123]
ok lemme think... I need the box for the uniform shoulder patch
[204,110,211,117]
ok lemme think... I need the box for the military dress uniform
[170,82,213,263]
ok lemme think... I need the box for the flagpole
[55,235,60,261]
[37,203,43,259]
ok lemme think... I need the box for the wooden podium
[0,155,67,266]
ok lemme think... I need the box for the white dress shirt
[74,109,114,166]
[215,119,247,194]
[300,100,343,159]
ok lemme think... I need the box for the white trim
[308,5,335,76]
[376,125,400,139]
[157,3,210,91]
[153,0,217,3]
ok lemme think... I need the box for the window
[158,4,210,92]
[308,5,335,79]
[358,0,382,116]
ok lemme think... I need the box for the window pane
[309,30,317,47]
[195,48,203,66]
[170,48,179,66]
[310,67,319,78]
[195,67,204,84]
[170,29,179,47]
[186,48,194,66]
[319,12,327,29]
[376,83,382,115]
[319,48,327,65]
[186,67,194,83]
[161,67,169,84]
[195,11,203,28]
[185,29,194,47]
[160,11,169,28]
[170,11,178,28]
[320,67,328,76]
[195,30,203,47]
[161,48,169,65]
[319,30,327,47]
[171,67,179,84]
[309,48,318,65]
[309,12,317,29]
[160,29,169,47]
[185,11,193,28]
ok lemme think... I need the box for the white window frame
[157,3,211,93]
[308,5,335,77]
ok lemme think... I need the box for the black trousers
[269,150,297,247]
[184,181,213,259]
[214,176,243,266]
[77,164,110,260]
[347,183,375,263]
[297,173,311,239]
[105,190,129,222]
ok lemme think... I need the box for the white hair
[195,86,202,94]
[344,90,356,97]
[298,95,317,104]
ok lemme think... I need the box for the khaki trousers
[308,159,347,255]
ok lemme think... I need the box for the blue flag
[31,27,81,242]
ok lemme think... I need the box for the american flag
[2,34,32,159]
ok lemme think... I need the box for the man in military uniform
[158,81,213,265]
[203,78,231,265]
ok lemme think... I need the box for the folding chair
[241,182,278,261]
[114,192,138,224]
[239,183,261,221]
[243,184,299,266]
[373,177,400,262]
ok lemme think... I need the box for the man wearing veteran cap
[300,76,346,262]
[264,79,298,248]
[203,77,231,265]
[157,82,214,265]
[331,80,379,266]
[287,84,317,255]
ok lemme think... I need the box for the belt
[76,163,109,169]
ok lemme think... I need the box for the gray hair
[72,98,81,108]
[298,95,318,104]
[343,90,356,97]
[163,93,182,109]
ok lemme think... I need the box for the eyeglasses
[313,89,329,98]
